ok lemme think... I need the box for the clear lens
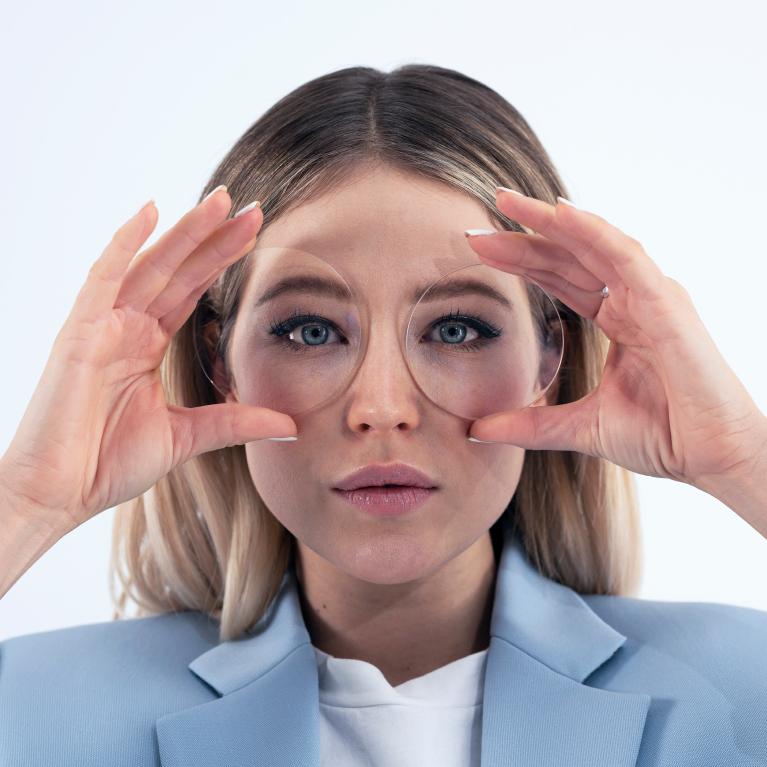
[405,262,564,420]
[194,247,364,416]
[193,248,564,420]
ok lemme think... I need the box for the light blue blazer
[2,517,767,766]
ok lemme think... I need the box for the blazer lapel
[155,563,321,767]
[156,517,650,767]
[481,520,651,766]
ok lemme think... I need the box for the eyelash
[267,307,503,354]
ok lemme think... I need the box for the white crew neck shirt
[312,644,488,766]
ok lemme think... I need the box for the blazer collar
[156,517,650,766]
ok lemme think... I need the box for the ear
[200,321,238,404]
[529,312,568,407]
[213,356,238,404]
[530,373,561,408]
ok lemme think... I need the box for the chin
[337,534,442,585]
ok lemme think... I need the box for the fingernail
[233,199,262,218]
[464,228,497,237]
[267,435,298,441]
[468,436,498,444]
[496,186,525,197]
[203,184,228,203]
[557,196,578,208]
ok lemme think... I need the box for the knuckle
[208,237,230,265]
[561,260,584,285]
[664,276,692,303]
[665,275,685,292]
[147,254,177,280]
[178,225,206,252]
[87,259,116,285]
[170,409,197,465]
[109,232,138,261]
[224,406,241,447]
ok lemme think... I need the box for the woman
[1,63,766,766]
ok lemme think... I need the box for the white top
[312,644,489,766]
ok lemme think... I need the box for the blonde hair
[109,64,642,642]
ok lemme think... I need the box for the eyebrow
[415,277,513,310]
[254,276,353,307]
[253,275,513,311]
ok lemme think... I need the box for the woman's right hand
[0,188,297,538]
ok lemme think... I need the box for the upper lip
[333,462,438,491]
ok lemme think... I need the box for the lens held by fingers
[405,262,564,420]
[194,247,362,416]
[192,247,564,421]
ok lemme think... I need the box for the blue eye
[267,308,502,354]
[268,312,346,354]
[425,310,503,352]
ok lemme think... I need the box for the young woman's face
[224,165,537,584]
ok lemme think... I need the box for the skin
[218,164,547,686]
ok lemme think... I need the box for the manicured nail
[468,436,498,444]
[465,228,497,237]
[496,186,525,197]
[267,436,298,441]
[203,184,228,203]
[557,196,578,208]
[233,199,261,218]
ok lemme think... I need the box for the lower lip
[333,486,436,516]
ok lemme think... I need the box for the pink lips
[333,462,437,491]
[332,462,438,517]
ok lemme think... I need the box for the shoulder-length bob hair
[109,64,642,642]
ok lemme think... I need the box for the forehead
[249,166,498,285]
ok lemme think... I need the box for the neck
[293,532,499,688]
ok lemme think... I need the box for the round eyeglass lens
[194,246,364,417]
[404,262,564,420]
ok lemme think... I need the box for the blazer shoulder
[583,591,767,647]
[0,609,220,687]
[0,611,221,765]
[583,592,767,702]
[2,607,218,648]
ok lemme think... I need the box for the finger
[159,275,214,340]
[492,191,621,286]
[468,396,598,454]
[521,267,606,320]
[493,190,666,301]
[477,254,606,320]
[168,403,298,465]
[70,200,158,323]
[468,230,603,292]
[114,187,233,313]
[146,207,262,320]
[157,225,259,339]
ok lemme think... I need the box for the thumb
[168,403,298,464]
[468,399,595,454]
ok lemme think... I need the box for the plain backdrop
[1,0,766,641]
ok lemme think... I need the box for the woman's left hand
[465,188,767,499]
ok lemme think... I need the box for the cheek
[465,448,526,523]
[243,442,318,532]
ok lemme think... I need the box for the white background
[1,0,766,641]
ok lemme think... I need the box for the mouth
[333,462,438,492]
[331,462,439,516]
[331,484,437,516]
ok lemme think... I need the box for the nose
[343,323,423,436]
